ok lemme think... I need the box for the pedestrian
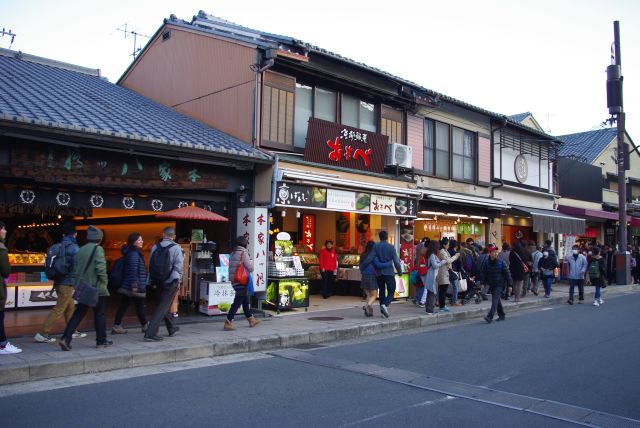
[374,230,403,318]
[436,237,460,312]
[0,221,22,355]
[588,247,606,306]
[477,246,490,300]
[224,235,260,330]
[144,227,183,341]
[604,245,616,285]
[419,240,449,314]
[544,240,558,263]
[359,240,391,317]
[566,244,587,304]
[520,241,533,297]
[448,239,462,306]
[59,225,111,351]
[481,244,512,323]
[111,233,149,335]
[530,245,543,296]
[498,243,511,300]
[34,222,87,343]
[411,247,426,306]
[538,249,558,298]
[319,240,337,299]
[509,241,526,302]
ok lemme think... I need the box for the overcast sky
[2,0,639,141]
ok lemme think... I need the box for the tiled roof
[557,128,617,164]
[0,48,271,163]
[135,12,558,143]
[508,112,532,123]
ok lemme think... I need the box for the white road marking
[339,396,456,427]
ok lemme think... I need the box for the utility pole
[607,20,631,284]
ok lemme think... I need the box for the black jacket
[481,257,512,291]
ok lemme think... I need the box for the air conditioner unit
[386,143,413,169]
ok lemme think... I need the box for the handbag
[72,246,99,307]
[458,277,468,292]
[233,251,249,285]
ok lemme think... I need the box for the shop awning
[558,205,631,222]
[512,205,585,235]
[631,217,640,227]
[155,205,229,222]
[423,189,509,210]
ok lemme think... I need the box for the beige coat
[436,248,459,286]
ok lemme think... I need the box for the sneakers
[496,316,506,321]
[483,315,492,324]
[111,325,128,334]
[380,304,390,318]
[170,312,179,318]
[441,306,451,312]
[417,304,425,308]
[168,326,180,337]
[567,300,574,305]
[96,340,114,349]
[141,322,150,333]
[598,298,604,305]
[0,342,22,354]
[593,300,600,306]
[144,335,163,342]
[72,331,87,339]
[34,332,56,343]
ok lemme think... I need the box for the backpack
[108,256,126,292]
[149,243,176,285]
[44,242,71,280]
[588,259,601,279]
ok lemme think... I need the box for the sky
[1,0,639,140]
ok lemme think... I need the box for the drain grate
[307,316,344,321]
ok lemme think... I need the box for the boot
[247,316,261,328]
[223,319,235,331]
[367,305,374,317]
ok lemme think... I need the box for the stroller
[462,275,483,304]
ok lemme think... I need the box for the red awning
[631,217,640,227]
[558,205,631,222]
[155,205,229,222]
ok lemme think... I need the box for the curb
[1,284,637,386]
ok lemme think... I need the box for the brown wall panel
[407,114,424,170]
[120,27,256,144]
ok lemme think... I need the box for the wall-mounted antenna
[0,28,17,49]
[116,23,150,59]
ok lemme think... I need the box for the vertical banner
[301,214,315,252]
[399,220,415,269]
[237,207,269,292]
[335,212,351,250]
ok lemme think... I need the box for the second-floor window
[294,84,337,148]
[424,119,476,182]
[452,127,475,181]
[341,95,376,132]
[381,105,403,145]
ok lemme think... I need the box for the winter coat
[498,250,511,268]
[73,242,109,297]
[55,235,79,287]
[480,257,512,291]
[421,253,448,296]
[509,250,526,281]
[229,245,253,286]
[149,239,184,285]
[121,246,147,292]
[588,255,607,287]
[436,248,458,286]
[0,240,10,312]
[538,256,558,277]
[531,250,543,273]
[449,247,462,272]
[566,253,588,280]
[359,252,391,275]
[319,247,337,272]
[373,241,402,276]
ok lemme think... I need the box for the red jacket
[319,247,337,271]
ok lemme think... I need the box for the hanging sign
[236,207,269,292]
[370,194,396,214]
[301,214,315,252]
[326,189,356,211]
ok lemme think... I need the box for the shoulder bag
[233,250,249,286]
[72,245,99,307]
[513,251,529,273]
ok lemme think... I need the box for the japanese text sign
[236,207,268,292]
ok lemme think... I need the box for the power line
[171,79,255,108]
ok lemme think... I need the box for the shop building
[0,49,272,315]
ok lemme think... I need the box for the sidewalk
[1,284,637,386]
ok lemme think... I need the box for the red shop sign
[301,214,315,252]
[303,118,388,174]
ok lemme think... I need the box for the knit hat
[86,225,103,241]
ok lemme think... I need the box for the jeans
[227,288,252,321]
[414,286,425,304]
[437,284,448,308]
[450,279,459,304]
[487,286,505,320]
[0,310,6,346]
[114,295,147,326]
[321,271,335,298]
[40,284,75,336]
[543,276,553,296]
[62,296,107,345]
[377,275,396,307]
[144,281,178,339]
[425,290,437,313]
[595,286,602,300]
[568,278,584,301]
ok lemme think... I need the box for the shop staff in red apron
[319,240,337,299]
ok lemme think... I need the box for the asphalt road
[1,291,639,428]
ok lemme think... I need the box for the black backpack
[108,256,126,292]
[44,242,71,280]
[149,243,176,285]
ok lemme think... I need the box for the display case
[337,253,362,282]
[6,252,56,309]
[298,253,321,280]
[266,252,310,312]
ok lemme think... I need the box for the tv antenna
[115,23,150,59]
[0,28,17,49]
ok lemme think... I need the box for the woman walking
[112,233,149,334]
[538,250,558,298]
[509,242,526,302]
[359,241,391,317]
[224,236,260,331]
[420,241,449,314]
[589,247,606,306]
[436,238,459,313]
[448,240,462,306]
[59,225,111,351]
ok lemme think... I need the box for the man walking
[34,222,86,343]
[566,244,587,304]
[530,244,543,296]
[144,227,184,341]
[1,221,22,354]
[481,244,512,323]
[374,230,403,318]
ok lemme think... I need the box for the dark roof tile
[557,128,617,164]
